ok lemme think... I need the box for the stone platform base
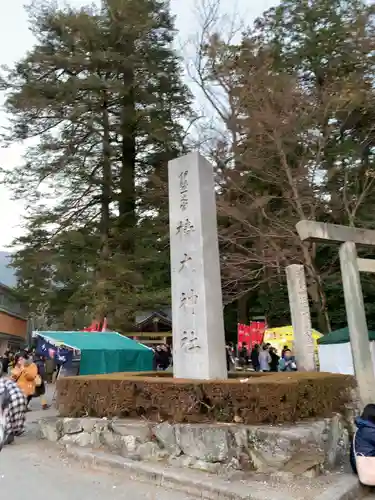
[38,414,349,477]
[61,444,365,500]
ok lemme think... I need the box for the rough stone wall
[38,415,350,478]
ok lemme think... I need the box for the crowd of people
[227,342,298,372]
[0,347,53,449]
[1,348,49,410]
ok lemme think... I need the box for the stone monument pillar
[339,241,375,406]
[168,152,227,379]
[285,264,315,371]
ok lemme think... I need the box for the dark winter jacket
[1,357,9,375]
[33,358,46,397]
[35,359,46,378]
[269,351,280,372]
[250,349,259,369]
[350,417,375,474]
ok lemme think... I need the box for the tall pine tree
[1,0,192,329]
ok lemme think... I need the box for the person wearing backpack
[350,403,375,485]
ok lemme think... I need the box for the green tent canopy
[39,331,154,375]
[318,327,375,345]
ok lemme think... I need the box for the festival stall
[318,327,375,375]
[264,325,322,359]
[34,330,154,376]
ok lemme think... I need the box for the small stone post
[168,152,227,380]
[285,264,315,371]
[339,241,375,406]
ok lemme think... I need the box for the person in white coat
[259,345,271,372]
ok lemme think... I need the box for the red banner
[237,323,250,348]
[238,321,266,350]
[248,321,266,348]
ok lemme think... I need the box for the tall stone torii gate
[296,220,375,407]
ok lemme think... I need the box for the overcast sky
[0,0,276,250]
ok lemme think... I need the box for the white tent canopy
[318,327,375,375]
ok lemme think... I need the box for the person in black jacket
[350,403,375,477]
[250,344,260,371]
[158,345,170,370]
[34,355,49,410]
[269,347,280,372]
[239,342,249,368]
[1,351,10,375]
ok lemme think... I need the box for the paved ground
[25,382,58,432]
[0,439,196,500]
[0,384,195,499]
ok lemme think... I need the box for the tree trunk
[302,245,331,333]
[299,242,331,333]
[307,280,331,334]
[237,293,249,324]
[96,88,112,320]
[118,62,136,254]
[101,90,112,262]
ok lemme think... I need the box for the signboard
[35,336,73,366]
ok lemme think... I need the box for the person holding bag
[351,403,375,485]
[11,353,39,408]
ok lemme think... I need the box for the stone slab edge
[63,444,290,500]
[63,444,366,500]
[314,474,368,500]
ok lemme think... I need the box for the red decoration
[237,323,250,348]
[82,318,108,332]
[248,321,266,348]
[238,321,266,350]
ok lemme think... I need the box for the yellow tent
[263,326,322,356]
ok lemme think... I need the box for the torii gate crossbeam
[296,221,375,407]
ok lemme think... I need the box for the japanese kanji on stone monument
[168,152,227,380]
